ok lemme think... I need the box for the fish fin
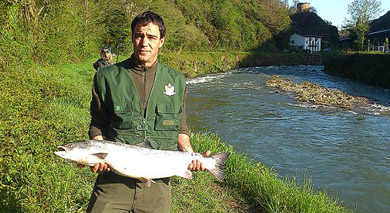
[92,153,108,159]
[136,141,153,149]
[208,152,229,182]
[140,177,155,187]
[178,170,192,179]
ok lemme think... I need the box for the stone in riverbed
[265,75,370,110]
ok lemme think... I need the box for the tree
[344,0,383,50]
[310,6,317,14]
[282,0,289,8]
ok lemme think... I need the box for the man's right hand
[77,162,111,173]
[91,162,111,173]
[77,136,110,173]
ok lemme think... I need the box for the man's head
[131,11,166,39]
[101,48,113,63]
[131,11,166,66]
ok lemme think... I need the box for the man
[93,47,113,71]
[85,11,209,212]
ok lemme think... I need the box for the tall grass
[1,54,351,212]
[0,59,96,212]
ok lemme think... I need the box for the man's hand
[91,162,111,173]
[77,162,111,173]
[177,134,211,171]
[188,150,211,171]
[77,135,110,173]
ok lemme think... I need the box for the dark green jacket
[93,59,186,150]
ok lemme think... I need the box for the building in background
[340,28,390,52]
[289,32,322,52]
[297,3,310,13]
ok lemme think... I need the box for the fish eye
[57,147,66,151]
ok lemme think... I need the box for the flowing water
[185,66,390,212]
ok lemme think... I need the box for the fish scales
[55,140,229,185]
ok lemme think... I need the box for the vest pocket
[110,101,136,129]
[155,103,181,131]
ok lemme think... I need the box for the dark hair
[131,11,166,38]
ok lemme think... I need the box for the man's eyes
[135,34,157,40]
[146,34,157,40]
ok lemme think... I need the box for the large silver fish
[54,140,229,185]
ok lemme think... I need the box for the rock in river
[265,75,370,110]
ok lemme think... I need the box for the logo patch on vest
[114,105,123,111]
[164,83,176,96]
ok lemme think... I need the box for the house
[339,28,390,52]
[289,33,322,52]
[369,28,390,52]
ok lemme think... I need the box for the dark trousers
[87,172,171,213]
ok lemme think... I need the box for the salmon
[54,140,229,185]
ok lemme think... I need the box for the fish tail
[208,152,229,182]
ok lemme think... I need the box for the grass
[0,53,351,212]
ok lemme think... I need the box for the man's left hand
[188,150,211,171]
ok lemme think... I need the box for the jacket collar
[129,55,158,75]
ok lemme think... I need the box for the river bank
[186,66,390,212]
[323,53,390,88]
[160,51,323,77]
[164,51,390,90]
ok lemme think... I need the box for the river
[185,66,390,212]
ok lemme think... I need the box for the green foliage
[0,3,32,69]
[146,0,209,51]
[349,22,370,50]
[0,59,96,211]
[324,52,390,88]
[344,0,383,50]
[1,0,294,69]
[253,0,291,36]
[174,0,290,50]
[345,0,383,26]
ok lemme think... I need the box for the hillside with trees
[289,12,339,48]
[0,0,291,70]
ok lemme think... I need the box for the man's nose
[141,37,148,46]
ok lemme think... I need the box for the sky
[288,0,390,29]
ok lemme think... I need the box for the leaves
[344,0,383,50]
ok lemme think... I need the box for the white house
[289,33,322,52]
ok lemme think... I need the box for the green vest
[95,59,186,150]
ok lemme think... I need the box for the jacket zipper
[143,66,147,140]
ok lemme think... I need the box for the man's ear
[159,37,165,48]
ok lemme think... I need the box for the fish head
[54,140,107,166]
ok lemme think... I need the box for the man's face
[132,22,164,66]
